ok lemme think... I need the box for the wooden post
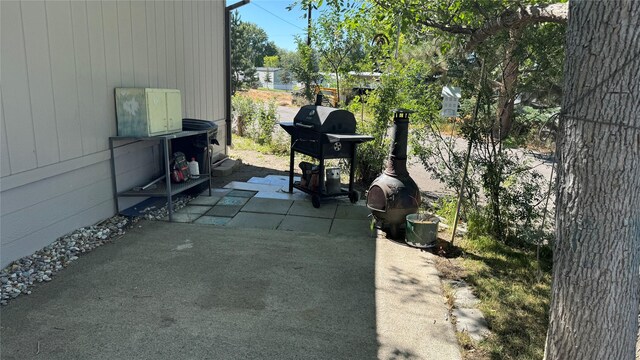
[450,61,485,245]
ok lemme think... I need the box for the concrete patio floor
[0,177,461,360]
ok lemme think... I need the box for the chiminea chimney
[366,109,421,238]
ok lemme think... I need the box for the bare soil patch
[236,89,293,107]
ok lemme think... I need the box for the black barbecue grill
[280,105,374,208]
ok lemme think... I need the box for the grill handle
[295,123,314,129]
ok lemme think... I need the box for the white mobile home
[0,1,228,268]
[255,67,295,91]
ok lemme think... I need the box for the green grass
[256,87,289,93]
[449,236,552,360]
[230,135,276,153]
[434,196,459,225]
[231,134,289,154]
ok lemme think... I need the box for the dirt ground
[236,89,293,107]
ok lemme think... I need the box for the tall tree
[291,39,322,102]
[544,1,639,359]
[362,0,566,240]
[243,23,278,67]
[263,55,279,88]
[277,48,297,85]
[263,55,279,70]
[230,12,278,93]
[230,11,256,94]
[372,0,568,138]
[314,3,364,106]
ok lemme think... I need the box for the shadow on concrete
[0,221,378,359]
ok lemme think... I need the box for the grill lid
[294,105,356,134]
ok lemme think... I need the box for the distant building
[255,67,295,91]
[441,86,462,117]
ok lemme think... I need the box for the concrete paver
[335,204,372,220]
[225,212,284,230]
[250,174,300,186]
[211,158,241,177]
[224,181,284,192]
[254,190,309,200]
[330,219,373,237]
[204,188,232,197]
[241,197,293,215]
[453,308,490,342]
[227,189,258,198]
[193,216,232,226]
[162,212,203,223]
[449,280,481,308]
[277,215,332,234]
[205,205,243,217]
[288,200,337,219]
[175,205,211,215]
[189,195,222,206]
[218,196,251,206]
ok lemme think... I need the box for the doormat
[120,197,167,217]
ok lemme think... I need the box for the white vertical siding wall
[0,0,227,268]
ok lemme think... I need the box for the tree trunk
[544,1,640,359]
[493,30,520,139]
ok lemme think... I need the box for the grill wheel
[348,190,360,204]
[311,195,321,208]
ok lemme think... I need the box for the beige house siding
[0,0,227,268]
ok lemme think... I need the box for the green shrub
[355,72,403,183]
[434,196,459,226]
[256,100,278,146]
[231,95,256,137]
[466,209,492,240]
[269,126,291,155]
[235,97,279,148]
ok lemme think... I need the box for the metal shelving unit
[109,130,211,221]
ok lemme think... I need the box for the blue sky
[231,0,312,51]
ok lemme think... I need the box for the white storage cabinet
[115,88,182,137]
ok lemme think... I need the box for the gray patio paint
[0,0,226,268]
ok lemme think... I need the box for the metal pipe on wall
[225,0,251,147]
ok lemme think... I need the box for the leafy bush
[416,119,550,244]
[506,106,560,150]
[268,126,291,155]
[254,100,278,145]
[408,60,553,245]
[354,70,405,183]
[231,95,256,137]
[434,196,459,226]
[232,95,284,153]
[466,208,492,240]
